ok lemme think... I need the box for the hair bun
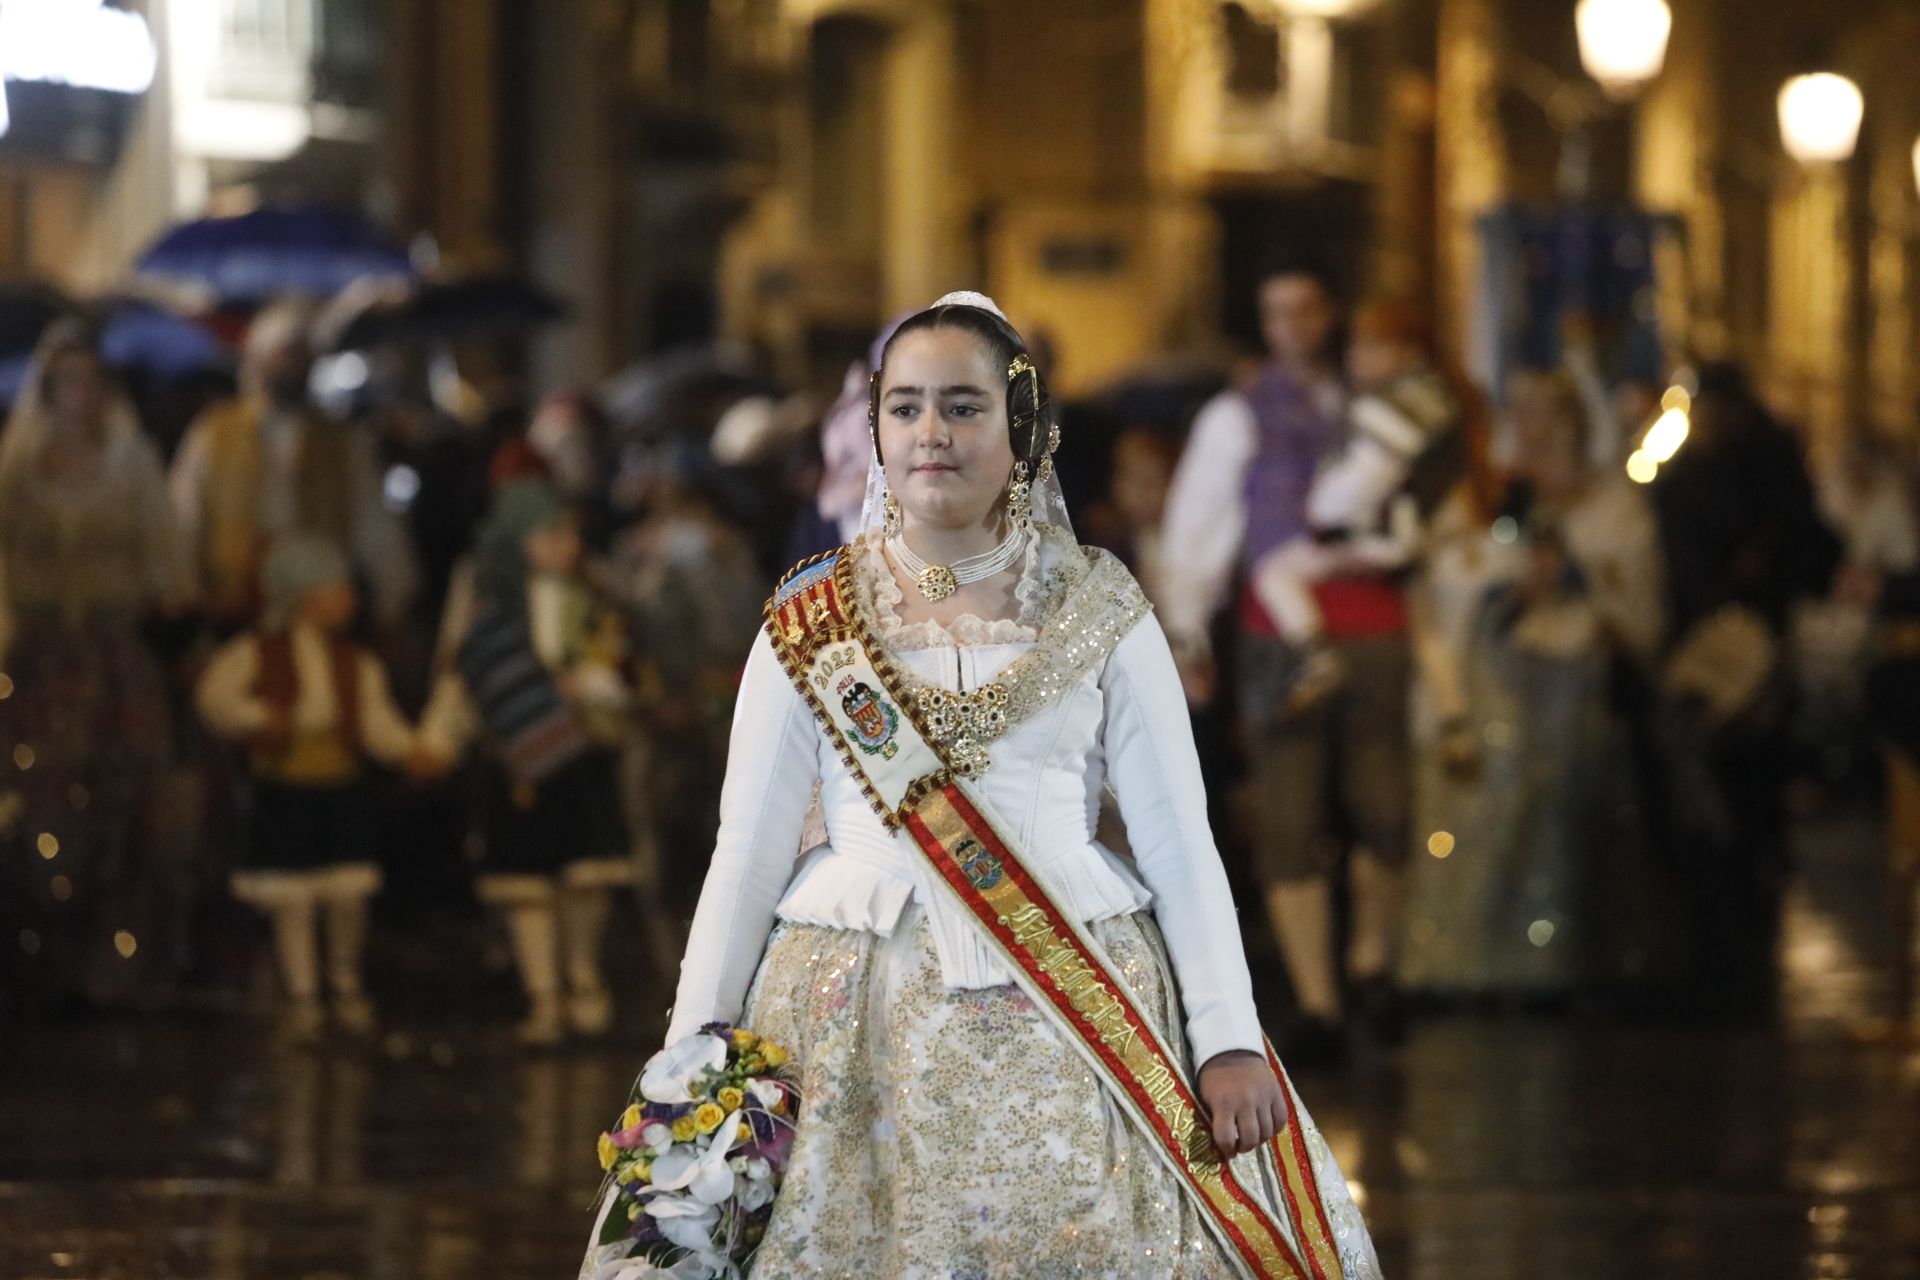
[929,290,1010,322]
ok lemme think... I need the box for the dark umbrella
[132,205,413,305]
[0,284,74,359]
[326,275,570,352]
[600,344,773,436]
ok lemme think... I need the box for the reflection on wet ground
[3,815,1917,1279]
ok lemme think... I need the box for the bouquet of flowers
[590,1023,800,1279]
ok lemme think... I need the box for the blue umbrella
[0,355,26,406]
[133,206,414,305]
[0,302,232,409]
[100,300,231,378]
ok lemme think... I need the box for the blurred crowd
[3,262,1917,1061]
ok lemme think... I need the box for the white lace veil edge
[0,343,144,481]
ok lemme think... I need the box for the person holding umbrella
[169,300,419,632]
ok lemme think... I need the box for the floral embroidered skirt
[736,906,1241,1279]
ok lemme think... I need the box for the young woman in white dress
[585,294,1380,1280]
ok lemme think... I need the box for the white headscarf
[0,319,145,483]
[855,291,1072,539]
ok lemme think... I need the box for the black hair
[1253,255,1340,300]
[868,303,1054,470]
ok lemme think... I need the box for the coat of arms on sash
[954,837,1003,890]
[838,678,900,760]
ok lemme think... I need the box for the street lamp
[1778,72,1864,165]
[1574,0,1672,100]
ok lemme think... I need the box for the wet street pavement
[3,813,1917,1280]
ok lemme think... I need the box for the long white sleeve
[195,635,270,740]
[1157,393,1257,652]
[1099,613,1265,1065]
[354,654,420,766]
[664,627,822,1044]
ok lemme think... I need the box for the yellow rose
[736,1120,752,1141]
[741,1054,766,1074]
[616,1162,642,1184]
[671,1116,698,1143]
[693,1102,726,1134]
[597,1134,619,1171]
[760,1042,790,1069]
[730,1028,759,1052]
[717,1086,745,1111]
[618,1103,643,1131]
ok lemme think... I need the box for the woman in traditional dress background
[585,294,1379,1278]
[0,318,198,1011]
[1402,370,1660,997]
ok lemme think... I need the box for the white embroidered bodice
[664,526,1266,1068]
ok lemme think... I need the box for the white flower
[640,1123,672,1154]
[646,1196,723,1253]
[738,1175,775,1213]
[746,1078,784,1108]
[639,1033,729,1105]
[649,1110,747,1206]
[744,1156,771,1183]
[727,1156,748,1174]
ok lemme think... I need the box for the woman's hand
[1197,1050,1289,1158]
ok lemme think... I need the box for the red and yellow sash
[766,546,1354,1280]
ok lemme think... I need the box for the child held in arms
[1251,298,1467,709]
[196,535,442,1042]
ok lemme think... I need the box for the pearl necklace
[887,526,1025,602]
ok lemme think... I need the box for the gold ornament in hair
[1006,353,1048,461]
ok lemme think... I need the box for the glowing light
[19,929,40,955]
[1575,0,1671,99]
[67,784,88,811]
[114,930,138,958]
[13,744,36,770]
[1913,137,1920,200]
[1642,406,1690,462]
[36,832,58,859]
[1527,919,1557,947]
[1427,831,1456,859]
[1660,385,1690,413]
[0,672,13,699]
[1779,73,1864,165]
[49,874,71,901]
[1491,516,1520,545]
[383,464,422,511]
[0,1,158,92]
[1626,449,1659,484]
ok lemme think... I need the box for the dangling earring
[883,493,903,537]
[1007,462,1032,529]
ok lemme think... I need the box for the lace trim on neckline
[862,529,1048,650]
